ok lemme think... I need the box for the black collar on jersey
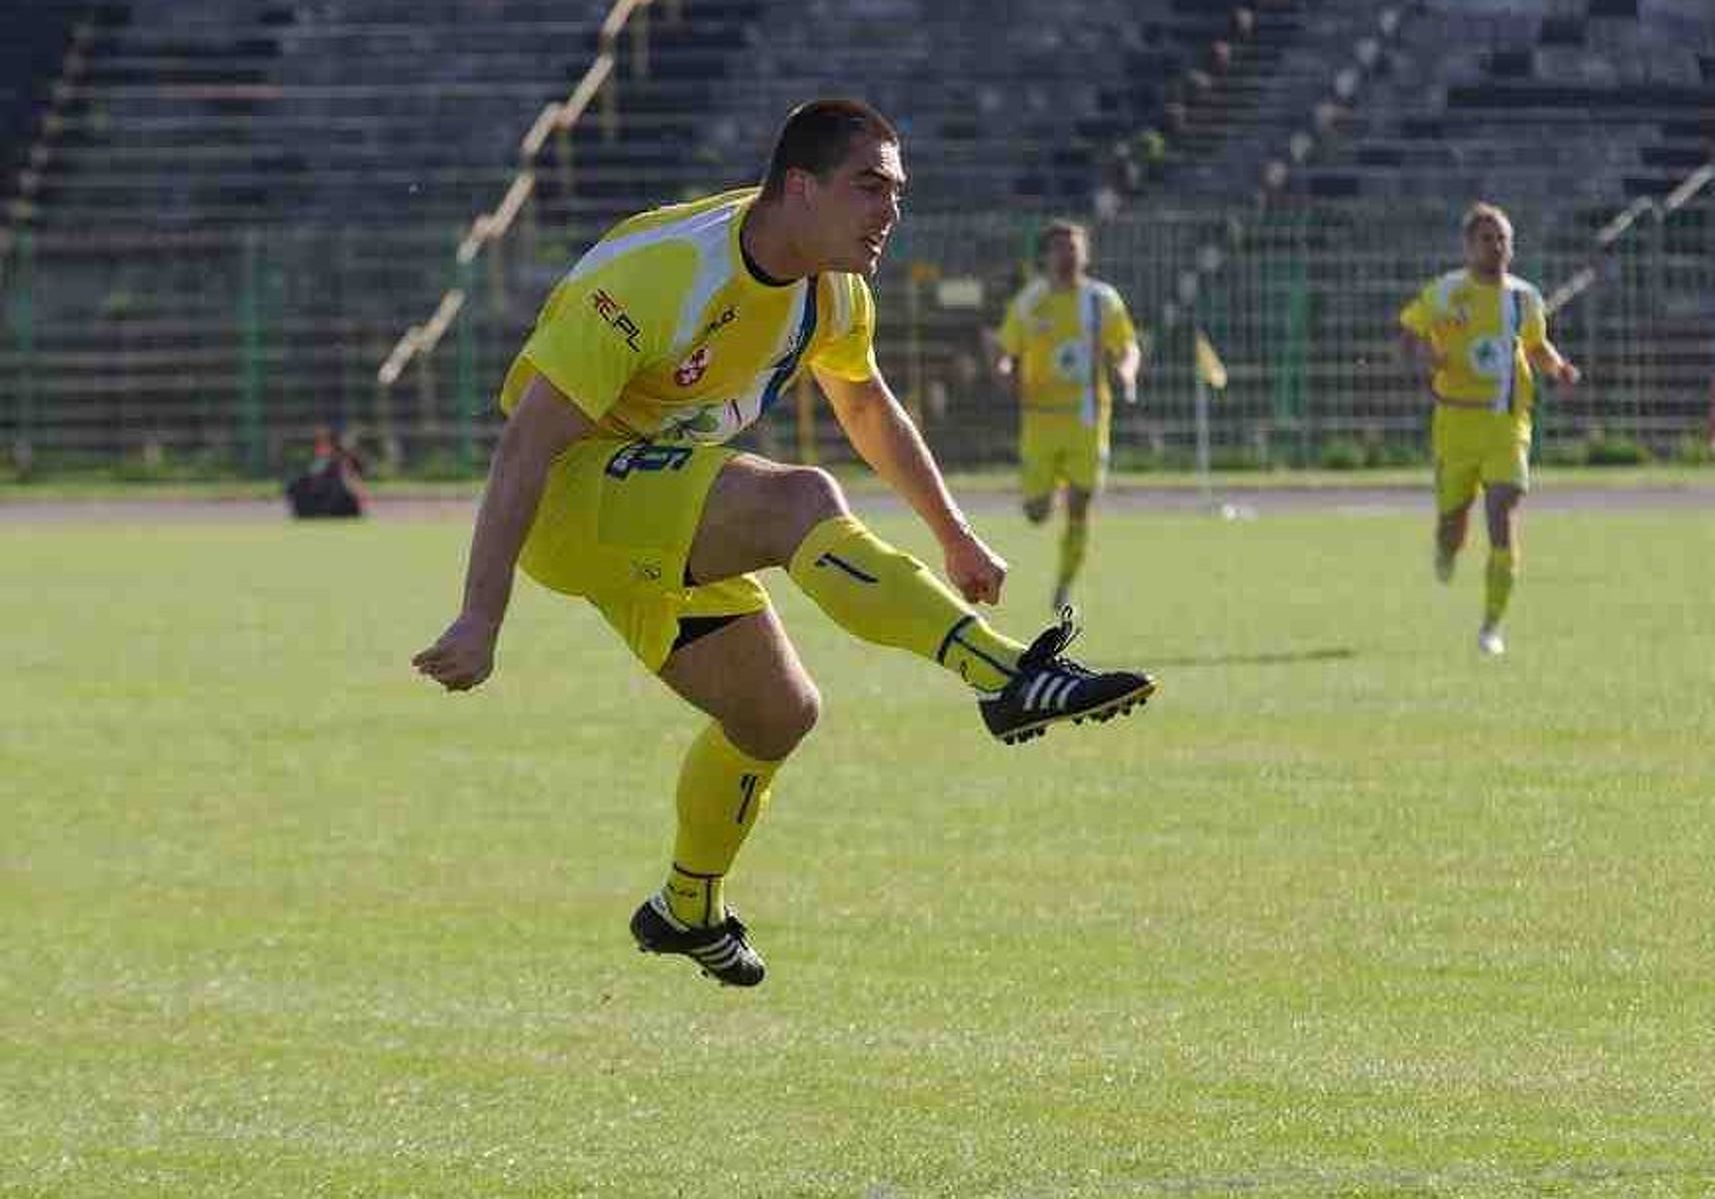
[739,228,797,288]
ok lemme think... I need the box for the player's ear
[784,166,817,205]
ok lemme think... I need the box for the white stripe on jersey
[672,213,742,350]
[1433,270,1464,316]
[563,197,745,353]
[1012,277,1048,321]
[1079,280,1101,427]
[827,274,851,337]
[1494,279,1521,414]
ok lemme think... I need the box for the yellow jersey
[500,188,877,442]
[1399,269,1555,423]
[997,277,1138,426]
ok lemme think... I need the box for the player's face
[805,135,905,276]
[1465,217,1513,279]
[1044,231,1088,285]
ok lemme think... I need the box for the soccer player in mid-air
[413,100,1156,988]
[989,219,1143,612]
[1398,202,1580,657]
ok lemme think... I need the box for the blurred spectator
[286,425,368,518]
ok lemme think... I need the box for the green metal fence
[3,198,1711,477]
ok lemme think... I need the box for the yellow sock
[1484,548,1517,625]
[788,515,1023,693]
[662,723,782,929]
[1057,514,1089,594]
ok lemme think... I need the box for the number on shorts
[605,442,694,479]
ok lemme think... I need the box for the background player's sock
[661,723,782,928]
[788,515,1023,693]
[1484,547,1516,626]
[1056,514,1089,600]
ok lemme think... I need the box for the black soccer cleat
[629,895,766,987]
[980,608,1156,745]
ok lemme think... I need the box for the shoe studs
[998,696,1147,744]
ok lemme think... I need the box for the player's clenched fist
[413,613,499,691]
[944,530,1007,606]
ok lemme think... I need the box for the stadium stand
[1269,0,1715,450]
[3,0,1714,472]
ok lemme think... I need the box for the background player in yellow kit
[991,220,1143,612]
[412,101,1155,988]
[1399,202,1580,656]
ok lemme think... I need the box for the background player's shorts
[518,437,770,672]
[1432,405,1531,513]
[1019,412,1108,501]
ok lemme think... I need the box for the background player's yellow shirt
[499,188,877,442]
[1399,269,1553,421]
[997,277,1138,426]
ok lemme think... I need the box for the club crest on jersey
[674,346,712,388]
[1053,339,1089,381]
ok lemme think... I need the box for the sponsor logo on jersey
[700,306,738,340]
[591,288,642,351]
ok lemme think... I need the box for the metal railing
[6,191,1714,476]
[373,0,677,445]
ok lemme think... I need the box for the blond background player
[990,220,1143,611]
[1398,202,1580,656]
[413,101,1155,989]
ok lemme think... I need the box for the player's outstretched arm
[981,329,1024,410]
[1529,342,1580,386]
[1113,337,1143,404]
[813,367,1007,605]
[413,376,595,691]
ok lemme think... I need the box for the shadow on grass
[1151,646,1357,668]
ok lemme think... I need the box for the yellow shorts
[518,438,770,672]
[1020,412,1108,501]
[1432,405,1530,514]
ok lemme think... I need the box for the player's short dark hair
[1037,218,1089,258]
[1462,202,1512,239]
[760,99,899,200]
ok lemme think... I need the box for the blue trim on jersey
[757,276,821,417]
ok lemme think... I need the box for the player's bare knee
[733,680,820,759]
[779,679,823,747]
[769,466,850,556]
[780,466,847,521]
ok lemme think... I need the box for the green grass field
[4,495,1713,1197]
